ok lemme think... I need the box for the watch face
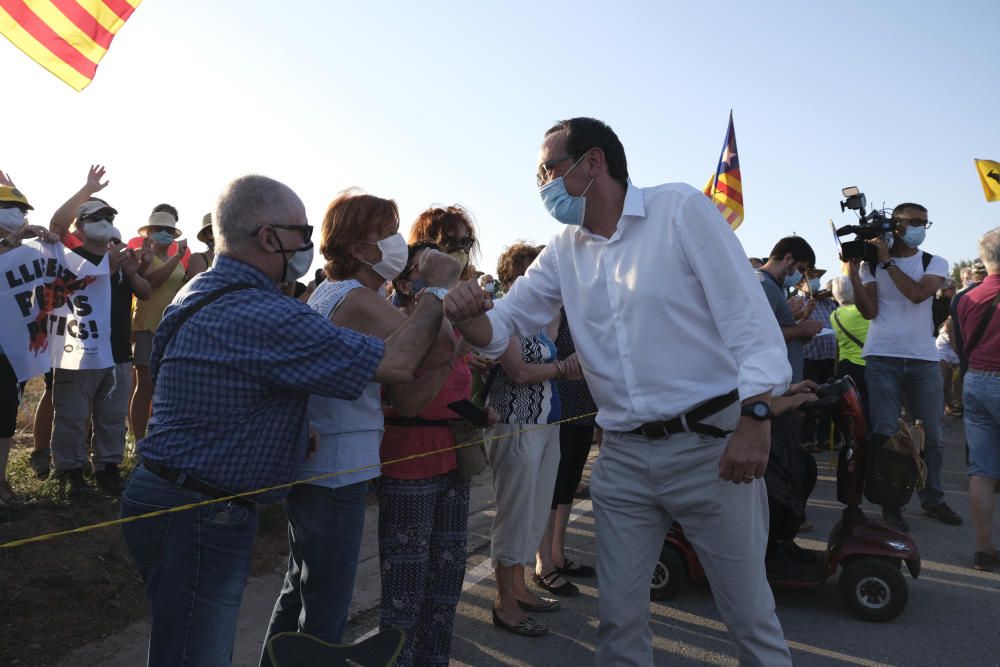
[753,403,770,418]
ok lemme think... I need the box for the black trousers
[551,424,594,509]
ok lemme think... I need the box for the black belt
[141,459,254,508]
[384,417,452,428]
[629,390,740,440]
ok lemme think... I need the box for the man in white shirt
[445,118,792,666]
[849,204,962,531]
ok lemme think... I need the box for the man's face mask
[783,263,803,289]
[82,218,115,244]
[538,154,594,226]
[899,225,926,248]
[0,207,26,233]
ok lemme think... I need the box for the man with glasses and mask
[119,175,462,667]
[445,118,792,666]
[848,203,961,531]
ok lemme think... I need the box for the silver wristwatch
[423,287,449,302]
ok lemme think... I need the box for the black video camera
[835,187,895,263]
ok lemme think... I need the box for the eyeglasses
[442,236,474,252]
[251,223,314,241]
[80,213,116,223]
[894,217,933,229]
[536,155,574,188]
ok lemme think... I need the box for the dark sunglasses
[443,236,474,252]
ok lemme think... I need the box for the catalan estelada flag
[974,159,1000,203]
[0,0,141,91]
[703,111,744,229]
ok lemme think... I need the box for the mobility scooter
[649,376,921,622]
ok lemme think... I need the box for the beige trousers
[591,403,791,666]
[485,422,560,569]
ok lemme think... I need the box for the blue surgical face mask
[151,230,175,245]
[784,267,803,289]
[899,226,926,248]
[807,278,821,293]
[538,154,594,226]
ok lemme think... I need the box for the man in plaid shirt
[120,175,461,667]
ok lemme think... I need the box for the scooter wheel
[838,558,908,622]
[651,543,685,601]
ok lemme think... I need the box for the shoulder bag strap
[160,282,255,355]
[963,290,1000,359]
[832,310,865,350]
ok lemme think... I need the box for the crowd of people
[0,115,998,667]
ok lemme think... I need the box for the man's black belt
[142,459,254,508]
[629,389,740,440]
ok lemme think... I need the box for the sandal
[532,570,579,597]
[517,597,560,613]
[491,606,547,636]
[555,559,596,578]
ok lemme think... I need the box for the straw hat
[196,212,213,243]
[138,211,182,238]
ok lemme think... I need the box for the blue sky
[2,0,997,278]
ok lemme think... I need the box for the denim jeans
[260,481,368,667]
[120,465,258,667]
[865,355,945,506]
[963,371,1000,480]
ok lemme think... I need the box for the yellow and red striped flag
[0,0,141,92]
[703,111,744,229]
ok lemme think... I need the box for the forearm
[142,255,182,287]
[386,365,451,417]
[852,275,877,319]
[886,267,933,303]
[50,186,93,236]
[454,314,494,349]
[374,296,444,384]
[127,273,152,300]
[504,360,561,386]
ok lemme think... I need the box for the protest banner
[0,240,112,381]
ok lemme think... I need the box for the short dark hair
[892,202,927,219]
[545,117,629,189]
[768,236,815,266]
[152,203,179,220]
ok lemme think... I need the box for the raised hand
[174,238,188,257]
[85,164,109,195]
[418,248,462,288]
[120,247,140,275]
[444,279,493,322]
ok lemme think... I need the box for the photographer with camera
[848,202,961,531]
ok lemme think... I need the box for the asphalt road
[61,414,1000,666]
[408,415,1000,666]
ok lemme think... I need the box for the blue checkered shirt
[139,256,384,502]
[803,296,837,360]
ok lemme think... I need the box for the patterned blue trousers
[376,470,470,667]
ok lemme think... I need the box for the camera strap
[963,290,1000,359]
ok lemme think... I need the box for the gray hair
[979,226,1000,273]
[214,175,304,255]
[831,275,854,305]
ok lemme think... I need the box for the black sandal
[555,559,596,578]
[532,570,579,597]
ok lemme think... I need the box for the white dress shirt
[478,181,791,432]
